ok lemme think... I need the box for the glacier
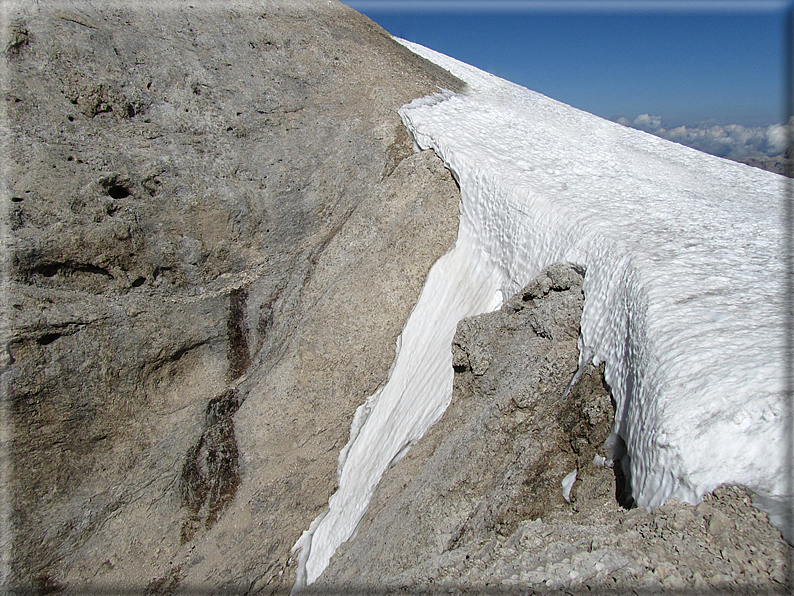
[292,39,788,589]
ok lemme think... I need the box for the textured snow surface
[293,40,787,589]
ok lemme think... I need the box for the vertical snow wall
[292,40,788,588]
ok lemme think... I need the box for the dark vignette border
[784,4,793,592]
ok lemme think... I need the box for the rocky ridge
[317,263,791,595]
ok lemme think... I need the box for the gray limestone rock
[317,263,791,595]
[318,263,604,590]
[2,1,463,593]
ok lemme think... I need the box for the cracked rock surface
[318,263,791,595]
[2,1,462,593]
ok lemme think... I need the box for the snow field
[292,39,788,590]
[398,38,786,524]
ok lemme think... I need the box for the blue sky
[342,0,789,128]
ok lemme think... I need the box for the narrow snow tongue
[290,509,328,593]
[291,223,508,589]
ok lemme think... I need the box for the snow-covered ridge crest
[292,39,786,591]
[397,38,786,527]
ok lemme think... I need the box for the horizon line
[344,0,789,13]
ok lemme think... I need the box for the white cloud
[631,113,662,133]
[763,123,788,155]
[615,115,791,160]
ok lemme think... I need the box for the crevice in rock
[28,261,114,281]
[607,432,636,509]
[37,332,62,346]
[167,340,208,364]
[106,184,130,199]
[98,175,133,199]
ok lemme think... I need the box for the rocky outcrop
[737,145,792,177]
[317,263,791,594]
[2,1,463,593]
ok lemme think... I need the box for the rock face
[2,1,463,593]
[6,4,789,594]
[318,263,791,594]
